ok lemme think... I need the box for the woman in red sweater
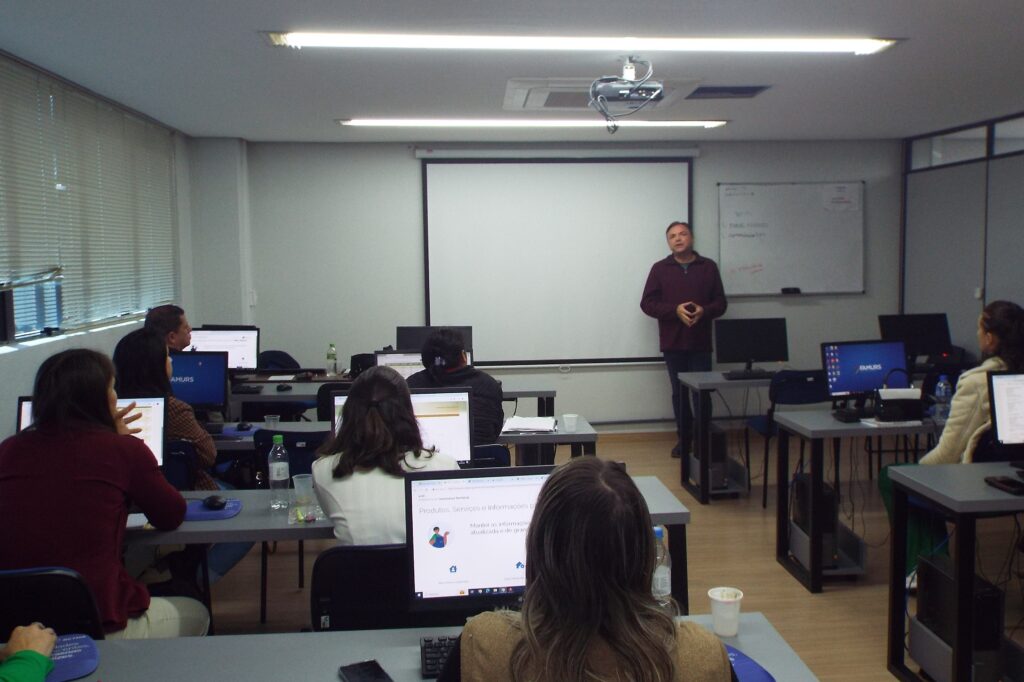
[0,349,208,638]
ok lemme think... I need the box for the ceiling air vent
[686,85,770,99]
[504,78,700,111]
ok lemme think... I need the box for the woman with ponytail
[312,366,458,545]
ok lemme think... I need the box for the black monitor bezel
[714,318,789,368]
[820,339,908,399]
[404,465,554,613]
[396,325,473,353]
[190,325,261,371]
[878,313,952,359]
[169,350,230,412]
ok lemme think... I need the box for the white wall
[187,139,903,426]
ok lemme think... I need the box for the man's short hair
[144,304,185,338]
[665,221,691,235]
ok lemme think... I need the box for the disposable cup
[264,415,281,428]
[562,414,579,432]
[292,473,314,522]
[707,586,743,637]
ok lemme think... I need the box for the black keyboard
[231,383,263,394]
[723,369,776,381]
[420,635,457,679]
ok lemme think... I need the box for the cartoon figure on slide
[429,526,450,548]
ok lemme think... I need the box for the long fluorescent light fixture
[268,32,896,55]
[339,119,727,129]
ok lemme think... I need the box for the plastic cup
[562,414,579,432]
[264,415,281,428]
[708,586,743,637]
[292,473,314,522]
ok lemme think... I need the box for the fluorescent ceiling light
[269,32,896,55]
[339,119,727,129]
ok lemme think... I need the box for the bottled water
[268,434,290,511]
[652,526,675,616]
[326,343,338,376]
[933,375,952,421]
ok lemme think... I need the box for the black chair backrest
[316,382,354,422]
[163,439,198,490]
[766,370,830,424]
[252,429,331,477]
[310,545,467,631]
[0,567,105,639]
[469,444,511,468]
[258,350,301,371]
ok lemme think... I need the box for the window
[0,53,178,342]
[909,125,988,170]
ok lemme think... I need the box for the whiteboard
[425,159,690,363]
[718,182,864,296]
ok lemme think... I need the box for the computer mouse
[236,422,253,431]
[276,383,292,392]
[202,495,227,511]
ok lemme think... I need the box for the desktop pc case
[789,473,838,568]
[686,424,748,492]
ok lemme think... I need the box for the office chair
[252,427,331,623]
[310,545,466,631]
[162,440,199,490]
[469,444,511,468]
[744,370,831,508]
[257,350,301,371]
[0,567,105,639]
[315,381,353,422]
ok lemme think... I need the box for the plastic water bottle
[652,526,675,616]
[326,343,338,376]
[268,434,290,511]
[934,375,952,421]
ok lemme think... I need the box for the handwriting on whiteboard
[728,263,764,275]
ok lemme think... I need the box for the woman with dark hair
[313,366,458,545]
[0,349,208,638]
[113,328,217,490]
[406,328,503,446]
[441,457,734,681]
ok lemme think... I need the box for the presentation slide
[823,342,908,396]
[991,374,1024,445]
[409,473,548,599]
[188,329,258,369]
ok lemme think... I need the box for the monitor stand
[723,360,772,381]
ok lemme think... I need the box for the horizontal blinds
[0,54,177,335]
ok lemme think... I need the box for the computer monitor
[878,313,952,360]
[331,387,473,462]
[17,395,166,464]
[187,327,260,370]
[375,350,473,380]
[821,340,910,398]
[988,372,1024,449]
[714,318,789,370]
[169,351,229,412]
[396,326,473,353]
[405,465,554,613]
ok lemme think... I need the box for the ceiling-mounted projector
[592,80,665,104]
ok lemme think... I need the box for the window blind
[0,54,178,338]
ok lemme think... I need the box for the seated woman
[406,328,503,446]
[441,457,735,682]
[313,366,459,545]
[0,349,208,638]
[113,328,217,490]
[881,300,1024,579]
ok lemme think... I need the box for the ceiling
[2,1,1023,144]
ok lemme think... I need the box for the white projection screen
[424,158,691,363]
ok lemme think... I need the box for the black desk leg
[697,390,712,504]
[808,438,824,593]
[260,541,268,624]
[538,397,554,418]
[775,429,791,563]
[199,546,215,635]
[887,486,911,678]
[571,442,596,457]
[832,437,841,503]
[952,515,977,682]
[667,524,689,615]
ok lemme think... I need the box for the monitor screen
[405,466,553,612]
[396,326,473,353]
[988,372,1024,446]
[170,351,229,411]
[375,350,473,379]
[17,396,166,465]
[878,314,951,359]
[187,328,259,370]
[821,340,910,398]
[332,388,473,461]
[714,318,789,367]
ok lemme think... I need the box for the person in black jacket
[406,328,503,446]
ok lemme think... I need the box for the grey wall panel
[985,154,1024,304]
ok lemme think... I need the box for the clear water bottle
[268,434,290,511]
[934,374,952,421]
[326,343,338,376]
[652,526,675,616]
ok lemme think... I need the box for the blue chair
[745,370,830,508]
[0,567,105,639]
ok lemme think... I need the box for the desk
[774,411,937,593]
[501,416,598,465]
[126,476,690,614]
[85,612,816,681]
[678,372,772,504]
[887,462,1024,682]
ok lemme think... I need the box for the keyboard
[723,369,776,381]
[420,634,457,678]
[231,383,263,394]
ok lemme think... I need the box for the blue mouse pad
[47,634,98,682]
[184,498,242,521]
[726,645,776,682]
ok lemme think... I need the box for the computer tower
[687,424,728,489]
[917,554,1004,652]
[791,473,838,567]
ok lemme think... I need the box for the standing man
[641,221,727,458]
[144,304,192,351]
